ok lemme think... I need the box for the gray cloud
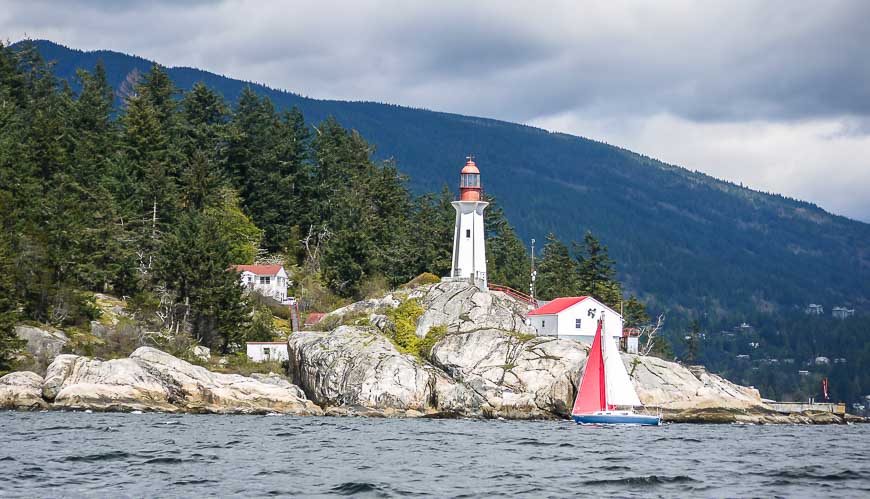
[3,0,870,220]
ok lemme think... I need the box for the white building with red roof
[527,296,624,344]
[233,264,290,303]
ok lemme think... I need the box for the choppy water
[1,412,868,498]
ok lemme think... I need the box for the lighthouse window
[461,174,479,187]
[466,229,471,238]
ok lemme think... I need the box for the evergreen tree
[574,231,621,307]
[683,320,701,364]
[486,201,530,292]
[0,232,25,375]
[623,294,650,328]
[156,211,249,352]
[411,185,455,277]
[536,233,576,300]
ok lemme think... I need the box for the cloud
[2,0,869,220]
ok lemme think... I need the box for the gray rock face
[15,325,68,361]
[287,326,483,415]
[0,371,47,410]
[431,329,587,418]
[39,347,321,414]
[625,355,764,410]
[325,295,400,322]
[412,281,536,338]
[191,345,211,362]
[431,327,765,417]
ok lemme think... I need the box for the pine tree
[0,232,25,375]
[486,200,529,292]
[574,231,621,307]
[623,294,650,328]
[537,233,577,300]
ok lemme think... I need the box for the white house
[233,265,290,303]
[246,341,289,362]
[527,296,624,344]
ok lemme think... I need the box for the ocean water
[1,412,868,498]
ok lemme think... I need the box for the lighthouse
[450,157,489,290]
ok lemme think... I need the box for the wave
[62,450,132,463]
[583,475,697,487]
[330,482,388,496]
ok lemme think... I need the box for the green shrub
[401,272,441,289]
[419,325,447,359]
[386,299,424,355]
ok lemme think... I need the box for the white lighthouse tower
[450,157,488,290]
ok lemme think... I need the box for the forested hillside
[22,40,870,317]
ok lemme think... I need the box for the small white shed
[246,341,289,362]
[527,296,623,344]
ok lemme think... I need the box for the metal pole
[530,238,536,301]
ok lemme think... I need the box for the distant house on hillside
[805,304,824,315]
[232,265,290,303]
[832,307,854,319]
[527,296,623,344]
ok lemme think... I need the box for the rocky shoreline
[2,282,864,424]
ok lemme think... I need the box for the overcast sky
[4,0,870,221]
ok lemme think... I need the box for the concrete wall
[246,342,289,362]
[769,402,846,415]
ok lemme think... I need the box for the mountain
[23,40,870,316]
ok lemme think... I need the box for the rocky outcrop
[0,371,47,410]
[5,347,320,415]
[287,326,483,416]
[431,327,766,417]
[412,281,536,337]
[324,295,401,322]
[626,356,764,410]
[15,325,68,360]
[431,329,586,418]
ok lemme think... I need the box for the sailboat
[572,317,661,425]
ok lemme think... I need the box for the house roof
[527,296,589,315]
[233,264,283,276]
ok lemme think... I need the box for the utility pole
[530,238,536,301]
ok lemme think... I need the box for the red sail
[572,318,607,415]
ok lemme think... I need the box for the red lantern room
[459,157,482,201]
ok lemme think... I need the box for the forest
[0,42,645,368]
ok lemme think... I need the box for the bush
[419,325,447,360]
[386,299,424,355]
[401,272,441,289]
[247,305,278,342]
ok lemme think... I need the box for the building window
[541,319,545,328]
[247,276,253,283]
[260,276,271,285]
[575,318,582,329]
[466,229,471,238]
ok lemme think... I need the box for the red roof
[233,265,283,276]
[527,296,589,316]
[304,312,327,325]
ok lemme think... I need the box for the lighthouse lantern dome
[459,158,482,201]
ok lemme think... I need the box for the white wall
[246,342,289,362]
[450,200,488,286]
